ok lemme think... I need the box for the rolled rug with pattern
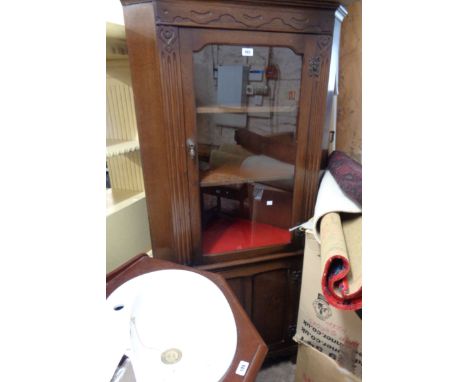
[320,212,362,310]
[302,151,362,311]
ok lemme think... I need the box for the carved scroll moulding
[155,2,334,33]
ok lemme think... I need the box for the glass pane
[193,45,302,256]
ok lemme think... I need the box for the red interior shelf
[202,217,291,255]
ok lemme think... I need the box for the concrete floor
[111,356,296,381]
[255,360,296,382]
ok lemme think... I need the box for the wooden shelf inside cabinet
[106,138,140,158]
[196,105,297,114]
[200,163,292,187]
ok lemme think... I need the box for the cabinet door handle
[187,138,197,160]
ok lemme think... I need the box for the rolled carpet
[299,151,362,311]
[320,212,362,310]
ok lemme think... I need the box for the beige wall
[336,0,362,163]
[106,196,151,273]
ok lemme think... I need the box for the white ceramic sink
[106,270,238,382]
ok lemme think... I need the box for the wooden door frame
[179,27,333,265]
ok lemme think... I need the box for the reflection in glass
[193,45,302,256]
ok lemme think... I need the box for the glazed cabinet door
[121,1,338,266]
[215,255,303,357]
[179,28,333,265]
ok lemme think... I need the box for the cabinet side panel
[155,25,193,265]
[122,4,178,262]
[302,35,334,218]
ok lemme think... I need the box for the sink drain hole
[161,348,182,365]
[113,304,124,311]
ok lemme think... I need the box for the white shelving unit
[106,21,151,272]
[106,138,140,157]
[106,24,144,210]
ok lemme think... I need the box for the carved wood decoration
[156,25,193,265]
[122,0,352,6]
[308,56,322,77]
[154,0,334,34]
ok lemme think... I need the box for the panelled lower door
[214,255,303,356]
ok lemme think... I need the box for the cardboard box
[295,343,360,382]
[294,231,362,379]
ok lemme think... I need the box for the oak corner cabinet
[120,0,347,358]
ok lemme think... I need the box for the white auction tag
[235,360,250,376]
[242,47,254,56]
